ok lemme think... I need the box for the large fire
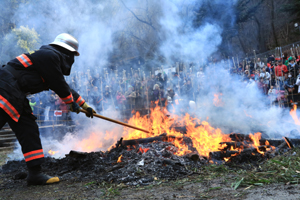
[121,104,269,158]
[49,102,271,161]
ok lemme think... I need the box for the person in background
[267,55,275,63]
[181,79,194,101]
[268,85,277,96]
[270,74,276,87]
[288,59,299,77]
[256,58,264,70]
[166,88,175,101]
[285,72,295,86]
[125,85,136,111]
[103,85,111,109]
[148,74,156,92]
[295,68,300,94]
[237,63,243,74]
[260,67,270,86]
[89,86,102,112]
[152,84,164,102]
[252,69,260,82]
[28,96,37,113]
[116,90,126,110]
[243,70,250,81]
[275,60,288,81]
[266,61,274,74]
[257,77,267,94]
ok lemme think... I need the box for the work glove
[81,102,96,118]
[69,102,80,113]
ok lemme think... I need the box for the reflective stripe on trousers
[0,95,20,122]
[24,149,44,162]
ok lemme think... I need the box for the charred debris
[1,131,299,187]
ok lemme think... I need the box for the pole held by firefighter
[79,109,150,133]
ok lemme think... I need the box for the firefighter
[0,33,96,185]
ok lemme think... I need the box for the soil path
[1,173,300,200]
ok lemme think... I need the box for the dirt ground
[1,174,300,200]
[1,150,300,200]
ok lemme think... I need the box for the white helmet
[50,33,80,56]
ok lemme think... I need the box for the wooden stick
[296,45,299,56]
[253,50,257,70]
[228,56,230,69]
[144,72,150,116]
[232,57,236,69]
[100,77,104,111]
[79,109,150,133]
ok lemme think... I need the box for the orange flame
[138,147,150,154]
[117,155,123,163]
[70,103,274,161]
[290,104,300,125]
[48,150,58,156]
[249,132,265,154]
[122,104,230,157]
[213,93,224,107]
[283,137,292,149]
[244,110,253,118]
[224,157,230,162]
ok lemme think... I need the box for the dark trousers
[0,108,44,168]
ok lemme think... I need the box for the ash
[1,141,205,186]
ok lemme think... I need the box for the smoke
[158,1,221,63]
[3,0,131,159]
[192,65,296,138]
[4,0,299,162]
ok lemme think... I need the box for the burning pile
[2,103,299,187]
[2,141,204,186]
[117,103,275,161]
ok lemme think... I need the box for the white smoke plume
[192,65,296,138]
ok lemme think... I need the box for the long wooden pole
[80,109,150,133]
[253,50,257,70]
[100,77,104,111]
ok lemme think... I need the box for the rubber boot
[27,165,59,185]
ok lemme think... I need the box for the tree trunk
[271,0,279,47]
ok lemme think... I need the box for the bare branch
[124,31,150,44]
[119,0,156,31]
[146,0,152,24]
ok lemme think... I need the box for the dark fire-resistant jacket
[0,45,85,122]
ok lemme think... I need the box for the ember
[117,155,123,163]
[138,147,150,154]
[48,150,58,156]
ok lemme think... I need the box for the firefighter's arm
[70,88,96,118]
[37,52,79,113]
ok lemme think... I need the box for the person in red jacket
[0,33,95,185]
[275,60,288,80]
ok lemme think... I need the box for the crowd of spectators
[27,52,300,125]
[232,53,300,107]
